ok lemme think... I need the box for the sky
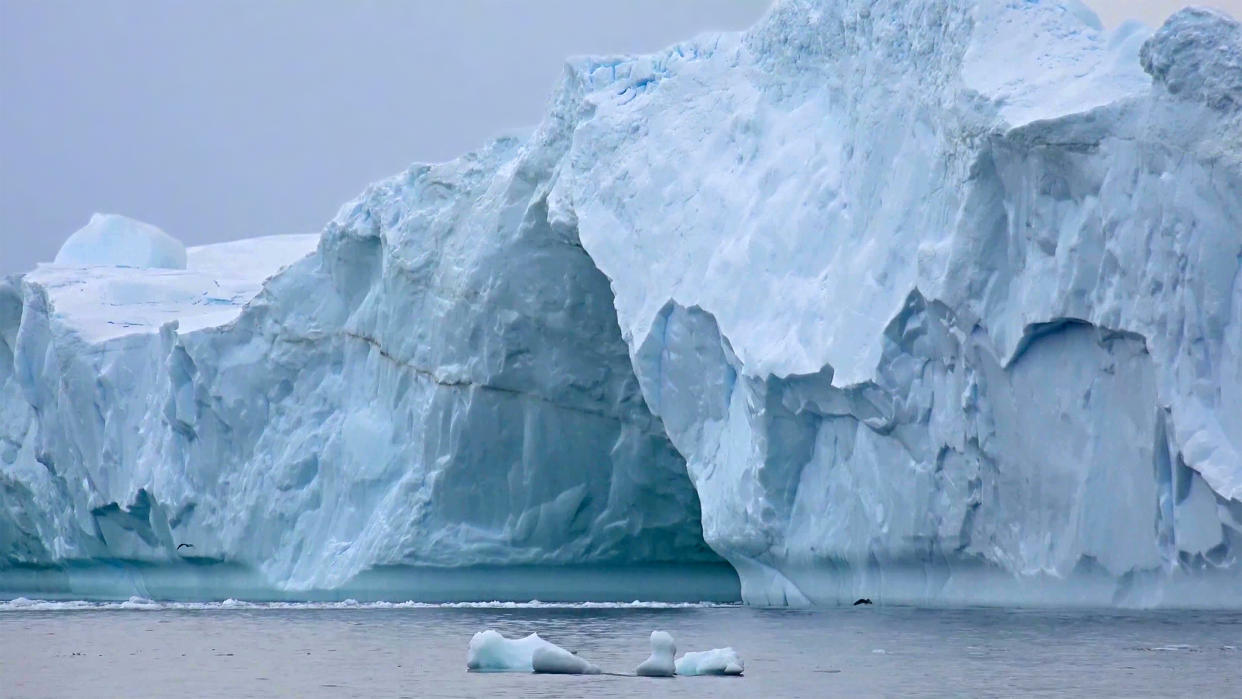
[2,0,1239,275]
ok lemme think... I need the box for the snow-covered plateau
[2,0,1240,607]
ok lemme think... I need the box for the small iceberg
[466,630,600,674]
[54,213,187,269]
[676,647,744,676]
[531,645,602,674]
[466,630,558,671]
[635,630,676,677]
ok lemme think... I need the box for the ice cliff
[2,0,1240,606]
[0,155,727,601]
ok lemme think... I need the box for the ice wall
[0,154,727,599]
[2,0,1240,606]
[551,1,1242,606]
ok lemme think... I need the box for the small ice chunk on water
[467,630,601,674]
[53,213,187,269]
[467,630,560,671]
[635,630,676,677]
[675,647,744,676]
[531,645,602,674]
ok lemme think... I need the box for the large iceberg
[0,170,730,600]
[0,158,730,601]
[2,0,1240,607]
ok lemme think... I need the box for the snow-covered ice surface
[29,233,319,342]
[3,0,1241,607]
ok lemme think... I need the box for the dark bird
[176,543,194,550]
[853,598,872,606]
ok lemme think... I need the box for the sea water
[1,601,1238,697]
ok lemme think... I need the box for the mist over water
[3,605,1239,698]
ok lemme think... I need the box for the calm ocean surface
[1,601,1238,698]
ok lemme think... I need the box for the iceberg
[53,214,187,270]
[531,645,602,675]
[634,630,676,677]
[465,629,601,674]
[563,0,1242,607]
[466,630,557,672]
[2,0,1241,607]
[0,145,729,601]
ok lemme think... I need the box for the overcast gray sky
[2,0,1238,274]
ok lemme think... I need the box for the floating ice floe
[531,645,602,674]
[635,630,676,677]
[467,630,599,674]
[467,630,554,671]
[675,647,744,676]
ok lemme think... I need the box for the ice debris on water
[675,647,745,676]
[531,645,602,675]
[467,630,560,672]
[635,630,676,677]
[467,630,599,674]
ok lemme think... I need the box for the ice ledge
[26,234,319,343]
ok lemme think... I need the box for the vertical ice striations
[1,0,1240,606]
[0,132,721,599]
[554,0,1242,606]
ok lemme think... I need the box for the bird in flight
[176,543,194,550]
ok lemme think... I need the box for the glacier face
[0,154,727,600]
[555,0,1242,606]
[3,0,1241,606]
